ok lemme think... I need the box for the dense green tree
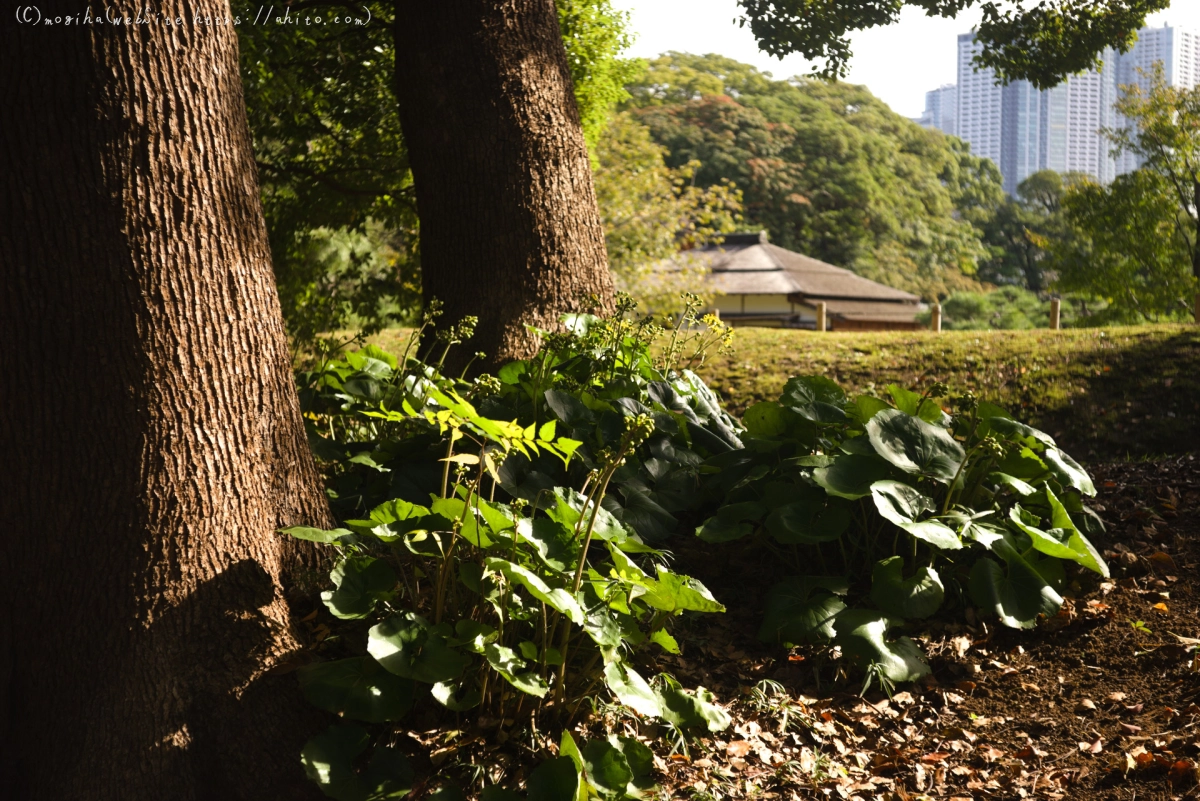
[736,0,1168,87]
[917,286,1085,330]
[557,0,646,154]
[593,112,743,310]
[1107,64,1200,295]
[1051,170,1194,322]
[241,1,1164,354]
[975,170,1083,292]
[626,53,996,299]
[1042,66,1200,322]
[240,3,421,347]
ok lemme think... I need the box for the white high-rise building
[936,26,1198,192]
[914,84,957,136]
[1000,79,1042,194]
[956,34,1004,167]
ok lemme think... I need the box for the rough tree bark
[1,3,329,799]
[392,0,615,367]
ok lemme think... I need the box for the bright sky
[611,1,1200,118]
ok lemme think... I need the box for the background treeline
[239,2,1199,350]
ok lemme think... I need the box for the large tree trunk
[392,0,614,367]
[1,3,330,799]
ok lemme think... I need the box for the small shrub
[703,377,1106,684]
[290,296,735,798]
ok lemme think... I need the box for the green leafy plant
[695,376,1107,685]
[289,300,736,798]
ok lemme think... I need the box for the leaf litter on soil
[633,453,1200,800]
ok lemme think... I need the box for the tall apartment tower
[1000,80,1042,194]
[916,84,958,136]
[932,25,1200,192]
[956,34,1004,166]
[955,33,1120,191]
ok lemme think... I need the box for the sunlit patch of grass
[362,323,1200,461]
[694,324,1200,461]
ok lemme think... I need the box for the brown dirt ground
[638,454,1200,801]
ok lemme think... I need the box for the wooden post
[815,301,827,332]
[930,303,942,333]
[1049,298,1061,330]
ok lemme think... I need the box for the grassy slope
[365,324,1200,461]
[693,324,1200,462]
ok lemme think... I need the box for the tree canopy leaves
[735,0,1170,89]
[625,53,998,299]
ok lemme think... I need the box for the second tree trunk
[393,0,614,368]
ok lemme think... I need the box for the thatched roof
[678,232,920,304]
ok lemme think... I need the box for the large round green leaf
[368,613,471,684]
[431,680,483,711]
[695,516,754,543]
[969,545,1063,630]
[301,724,370,801]
[527,756,582,801]
[985,416,1056,448]
[868,557,944,619]
[831,609,930,683]
[742,401,788,436]
[282,526,355,544]
[869,481,962,550]
[1042,448,1096,497]
[322,557,397,620]
[580,738,635,801]
[517,517,580,573]
[603,661,663,718]
[902,520,962,550]
[631,568,725,614]
[656,675,731,732]
[866,409,965,484]
[1008,496,1109,578]
[781,376,848,424]
[813,453,895,500]
[758,577,848,645]
[848,395,892,426]
[869,480,933,526]
[764,497,850,544]
[301,725,414,801]
[483,643,549,698]
[298,657,414,723]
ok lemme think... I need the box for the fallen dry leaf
[1150,551,1178,570]
[1169,759,1198,787]
[1120,723,1143,735]
[1079,737,1104,754]
[1016,743,1046,761]
[1153,602,1169,613]
[726,740,751,758]
[1108,692,1128,702]
[1076,699,1097,713]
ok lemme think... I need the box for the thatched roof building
[675,232,926,330]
